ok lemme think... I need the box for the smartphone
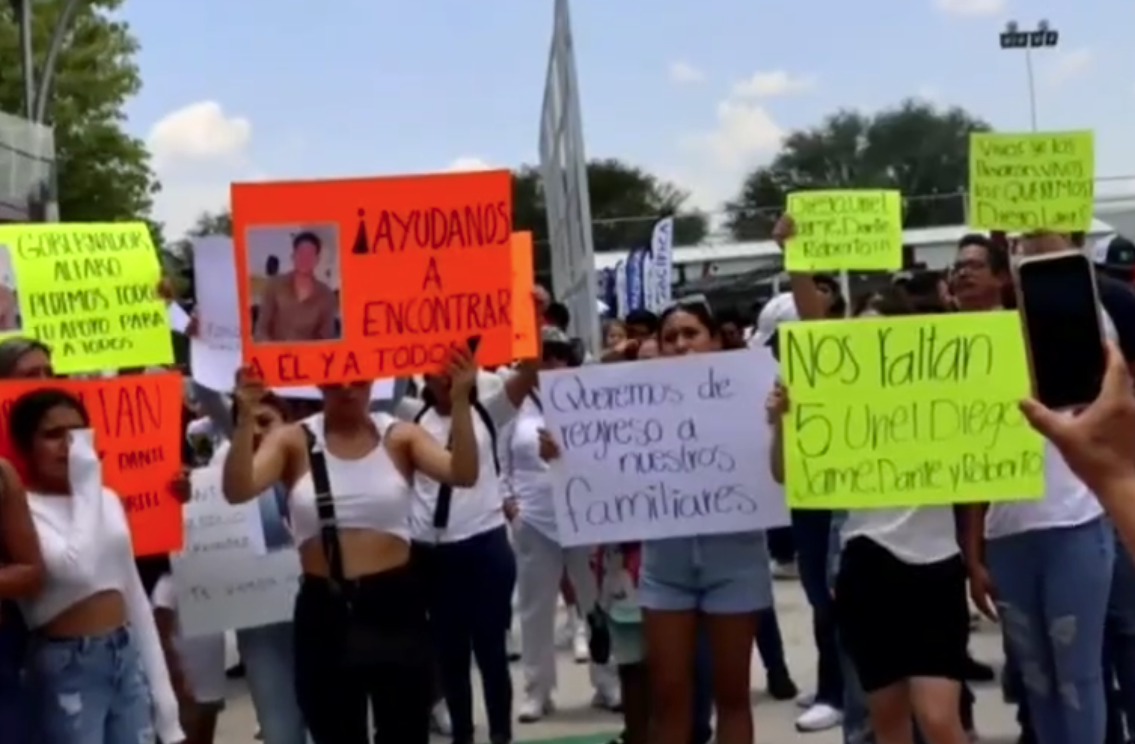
[466,335,482,355]
[1015,251,1106,409]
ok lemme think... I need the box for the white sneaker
[573,622,590,663]
[771,560,799,580]
[518,695,554,723]
[795,691,816,709]
[795,703,843,732]
[430,701,452,735]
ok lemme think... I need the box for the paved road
[214,579,1025,743]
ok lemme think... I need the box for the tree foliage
[724,100,992,241]
[0,0,158,224]
[514,158,709,256]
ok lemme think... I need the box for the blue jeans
[987,518,1115,744]
[27,626,153,744]
[1105,522,1135,742]
[0,603,29,744]
[237,622,308,744]
[793,510,844,708]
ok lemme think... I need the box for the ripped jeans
[27,626,154,744]
[986,518,1115,744]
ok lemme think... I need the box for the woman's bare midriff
[41,590,128,638]
[298,529,411,578]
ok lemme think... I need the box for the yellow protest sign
[968,130,1094,232]
[785,189,903,272]
[777,312,1044,509]
[0,222,173,373]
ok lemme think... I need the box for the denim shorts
[639,531,773,614]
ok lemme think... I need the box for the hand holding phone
[1015,251,1106,410]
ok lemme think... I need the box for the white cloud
[146,100,256,240]
[445,156,494,171]
[933,0,1005,16]
[668,61,704,84]
[731,70,815,98]
[683,100,784,165]
[1044,48,1094,86]
[147,101,251,170]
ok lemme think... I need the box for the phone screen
[1017,253,1106,409]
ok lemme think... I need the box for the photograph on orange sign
[245,224,342,343]
[232,171,516,387]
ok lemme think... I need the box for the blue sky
[120,0,1134,239]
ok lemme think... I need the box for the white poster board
[542,349,789,547]
[172,467,300,637]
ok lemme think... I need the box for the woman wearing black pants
[222,351,481,744]
[401,314,543,744]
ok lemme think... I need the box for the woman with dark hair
[640,301,773,744]
[222,347,481,744]
[11,388,182,744]
[774,217,972,744]
[0,337,53,379]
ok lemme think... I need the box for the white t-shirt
[500,394,558,541]
[984,307,1116,538]
[841,506,960,564]
[151,575,227,704]
[396,371,518,543]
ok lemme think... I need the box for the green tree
[0,0,158,223]
[724,99,992,241]
[513,159,709,282]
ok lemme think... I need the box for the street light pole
[999,20,1059,131]
[10,0,83,124]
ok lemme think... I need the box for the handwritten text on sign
[968,130,1094,232]
[778,312,1044,509]
[0,373,185,555]
[171,467,300,638]
[786,189,903,272]
[233,171,514,387]
[0,222,174,374]
[542,350,781,547]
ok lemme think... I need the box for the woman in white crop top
[221,349,480,744]
[8,388,183,744]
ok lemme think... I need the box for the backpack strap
[527,391,544,413]
[301,424,347,590]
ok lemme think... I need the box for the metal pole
[13,0,34,119]
[1024,47,1038,131]
[34,0,82,123]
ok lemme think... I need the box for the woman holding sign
[638,301,772,744]
[9,389,183,744]
[222,347,480,744]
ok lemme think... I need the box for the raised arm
[0,460,44,599]
[398,347,480,487]
[502,289,548,410]
[765,382,787,485]
[222,368,293,503]
[772,215,829,321]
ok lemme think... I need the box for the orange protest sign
[511,232,537,359]
[231,171,515,386]
[0,373,184,556]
